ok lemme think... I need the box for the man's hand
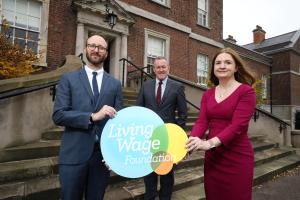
[92,105,117,121]
[102,159,111,170]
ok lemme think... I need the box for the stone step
[108,166,204,200]
[253,154,300,185]
[119,154,300,200]
[0,140,60,163]
[253,141,275,152]
[0,157,58,184]
[1,150,298,200]
[42,127,64,140]
[0,174,60,200]
[172,183,205,200]
[254,148,294,166]
[1,134,269,164]
[0,144,286,186]
[186,116,198,123]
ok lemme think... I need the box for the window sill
[150,0,171,9]
[196,23,211,30]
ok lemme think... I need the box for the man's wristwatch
[208,139,216,151]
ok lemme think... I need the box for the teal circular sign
[101,106,187,178]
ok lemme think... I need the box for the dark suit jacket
[52,68,123,165]
[136,78,187,128]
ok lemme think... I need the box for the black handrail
[0,82,58,100]
[0,54,85,101]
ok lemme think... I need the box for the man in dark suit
[136,57,187,200]
[52,35,123,200]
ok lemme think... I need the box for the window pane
[6,27,14,39]
[15,28,26,39]
[27,40,38,53]
[15,38,26,49]
[16,0,28,15]
[28,16,40,31]
[148,36,165,56]
[3,10,15,25]
[197,54,209,85]
[16,13,28,28]
[198,0,206,11]
[29,0,41,18]
[3,0,15,11]
[28,31,39,41]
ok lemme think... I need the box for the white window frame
[0,0,49,66]
[197,0,209,27]
[261,75,267,99]
[151,0,170,7]
[197,54,209,86]
[144,29,170,74]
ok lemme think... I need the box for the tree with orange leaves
[0,19,39,80]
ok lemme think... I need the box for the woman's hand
[186,136,202,152]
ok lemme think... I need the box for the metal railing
[120,58,200,110]
[120,57,290,132]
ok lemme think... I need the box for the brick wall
[47,0,77,69]
[126,14,220,82]
[121,0,223,41]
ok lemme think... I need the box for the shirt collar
[85,65,104,75]
[156,77,168,85]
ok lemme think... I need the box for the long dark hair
[209,48,256,86]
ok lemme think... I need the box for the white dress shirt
[85,65,104,95]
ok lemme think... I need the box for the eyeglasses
[87,44,107,52]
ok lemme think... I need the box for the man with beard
[53,35,123,200]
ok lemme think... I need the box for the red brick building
[244,26,300,125]
[5,0,296,121]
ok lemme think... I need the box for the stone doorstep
[0,157,58,184]
[0,140,60,163]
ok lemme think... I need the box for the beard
[86,52,106,66]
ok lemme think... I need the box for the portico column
[75,23,85,56]
[120,34,128,87]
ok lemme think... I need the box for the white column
[110,36,121,80]
[120,34,128,87]
[75,23,85,56]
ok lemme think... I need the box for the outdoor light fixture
[104,3,117,29]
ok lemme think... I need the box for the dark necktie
[92,72,99,100]
[156,80,163,105]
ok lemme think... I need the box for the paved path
[252,165,300,200]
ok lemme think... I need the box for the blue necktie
[92,72,99,101]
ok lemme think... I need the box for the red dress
[191,84,256,200]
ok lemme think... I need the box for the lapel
[95,72,109,109]
[150,79,156,106]
[79,68,95,103]
[160,78,171,106]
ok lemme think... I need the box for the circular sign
[100,106,187,178]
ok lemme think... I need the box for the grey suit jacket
[136,78,187,128]
[52,68,123,164]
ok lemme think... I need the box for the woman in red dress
[186,48,256,200]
